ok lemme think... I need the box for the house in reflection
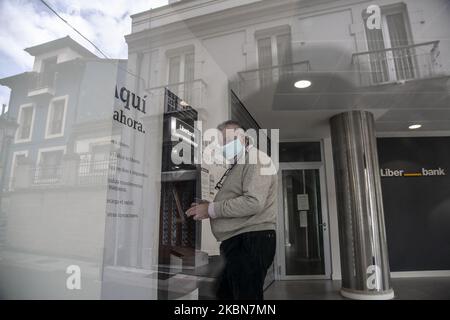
[1,37,126,191]
[0,0,449,300]
[0,36,126,298]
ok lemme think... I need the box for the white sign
[297,194,309,211]
[299,211,308,228]
[201,167,215,202]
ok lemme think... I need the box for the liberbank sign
[380,167,447,177]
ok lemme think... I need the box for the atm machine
[157,89,202,299]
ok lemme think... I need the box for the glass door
[276,163,331,279]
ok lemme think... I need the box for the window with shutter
[15,105,34,142]
[46,97,67,138]
[256,26,292,87]
[364,5,414,83]
[167,48,195,103]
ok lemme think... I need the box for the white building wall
[127,0,450,278]
[32,47,83,72]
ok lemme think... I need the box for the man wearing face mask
[186,120,277,300]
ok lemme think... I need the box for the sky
[0,0,169,109]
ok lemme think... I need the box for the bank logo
[179,125,195,138]
[380,168,447,177]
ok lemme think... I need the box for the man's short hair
[217,120,243,131]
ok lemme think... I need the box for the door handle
[319,222,327,230]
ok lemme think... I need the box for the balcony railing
[28,72,57,97]
[32,165,63,185]
[147,79,207,115]
[352,41,442,86]
[10,153,118,189]
[236,60,311,98]
[78,155,117,186]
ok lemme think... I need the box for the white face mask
[222,138,243,160]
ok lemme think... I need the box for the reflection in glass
[282,169,325,276]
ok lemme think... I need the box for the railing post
[62,153,80,186]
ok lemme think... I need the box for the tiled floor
[264,277,450,300]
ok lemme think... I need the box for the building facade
[0,0,449,299]
[0,37,127,299]
[124,0,450,298]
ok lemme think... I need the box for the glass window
[364,6,414,83]
[16,105,34,141]
[184,52,195,103]
[10,152,28,189]
[37,149,64,182]
[168,55,181,85]
[167,50,195,101]
[257,29,292,86]
[276,33,292,66]
[39,56,57,88]
[47,98,66,137]
[257,37,273,68]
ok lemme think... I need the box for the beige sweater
[210,147,277,242]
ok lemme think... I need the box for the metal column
[330,111,394,300]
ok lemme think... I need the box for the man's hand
[186,202,210,220]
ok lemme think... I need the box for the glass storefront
[0,0,449,300]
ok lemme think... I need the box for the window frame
[9,150,29,190]
[15,103,35,143]
[36,145,67,166]
[45,95,68,139]
[36,146,66,184]
[363,4,415,83]
[165,45,195,85]
[255,25,292,69]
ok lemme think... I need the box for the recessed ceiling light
[409,124,422,130]
[294,80,312,89]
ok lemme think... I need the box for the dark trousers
[216,230,276,300]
